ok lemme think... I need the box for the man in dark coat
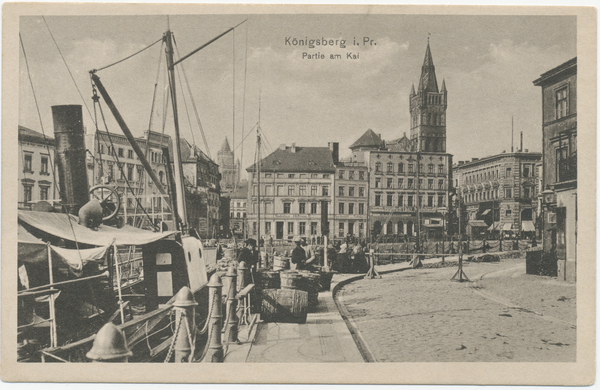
[290,236,307,270]
[238,238,259,269]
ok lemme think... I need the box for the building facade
[246,143,336,243]
[533,57,577,282]
[86,130,173,227]
[453,151,541,238]
[18,126,57,210]
[334,160,369,240]
[228,181,248,238]
[347,42,453,242]
[217,137,240,193]
[181,139,222,238]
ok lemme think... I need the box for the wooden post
[202,274,224,362]
[113,243,126,324]
[46,244,58,348]
[224,266,240,344]
[451,243,470,282]
[173,286,197,363]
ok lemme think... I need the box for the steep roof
[19,126,54,146]
[349,129,384,150]
[246,145,335,173]
[387,133,414,152]
[219,137,232,153]
[418,42,439,93]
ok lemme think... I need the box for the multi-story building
[453,151,541,238]
[348,41,453,241]
[86,130,173,227]
[181,139,222,238]
[227,181,248,238]
[246,143,336,243]
[533,57,577,282]
[217,137,240,193]
[18,126,57,210]
[334,159,368,240]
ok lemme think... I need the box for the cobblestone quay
[337,257,576,362]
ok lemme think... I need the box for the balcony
[558,154,577,183]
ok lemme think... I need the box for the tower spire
[418,40,439,93]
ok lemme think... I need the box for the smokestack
[520,131,523,152]
[53,105,89,215]
[329,142,339,164]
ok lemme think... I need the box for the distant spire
[220,137,232,152]
[410,83,416,96]
[441,79,446,92]
[418,40,439,93]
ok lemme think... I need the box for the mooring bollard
[224,265,239,344]
[237,261,250,325]
[86,322,133,362]
[173,286,197,363]
[202,273,224,363]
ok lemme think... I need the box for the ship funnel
[53,105,90,215]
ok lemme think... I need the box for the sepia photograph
[2,3,596,385]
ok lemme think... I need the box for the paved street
[337,257,576,362]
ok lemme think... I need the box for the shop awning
[19,210,178,247]
[502,223,515,231]
[487,221,501,231]
[481,209,491,216]
[521,220,536,232]
[468,220,488,228]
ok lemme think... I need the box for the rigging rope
[236,22,250,196]
[172,35,211,158]
[41,17,95,125]
[94,37,163,73]
[174,60,196,148]
[19,33,83,259]
[91,83,158,230]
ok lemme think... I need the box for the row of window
[337,202,366,215]
[259,173,331,179]
[411,110,446,128]
[338,170,366,180]
[337,222,366,238]
[338,186,366,197]
[374,178,445,190]
[463,163,536,185]
[374,193,446,208]
[375,162,445,175]
[252,221,320,236]
[463,186,535,204]
[230,211,247,218]
[22,153,49,175]
[99,144,163,164]
[253,185,329,197]
[22,183,51,202]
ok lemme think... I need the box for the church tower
[409,41,447,152]
[217,137,239,191]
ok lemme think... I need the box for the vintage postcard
[2,3,596,385]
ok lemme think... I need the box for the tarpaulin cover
[521,220,536,232]
[19,224,110,278]
[19,210,178,247]
[488,221,502,231]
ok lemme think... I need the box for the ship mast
[165,30,188,233]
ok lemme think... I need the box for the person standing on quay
[291,236,307,270]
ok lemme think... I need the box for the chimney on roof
[279,144,286,150]
[291,143,297,153]
[520,131,523,152]
[458,161,464,165]
[472,158,479,161]
[525,149,529,153]
[328,142,339,164]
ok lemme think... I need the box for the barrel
[260,288,308,324]
[273,256,290,271]
[280,271,302,289]
[297,271,320,311]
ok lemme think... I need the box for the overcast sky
[19,14,576,172]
